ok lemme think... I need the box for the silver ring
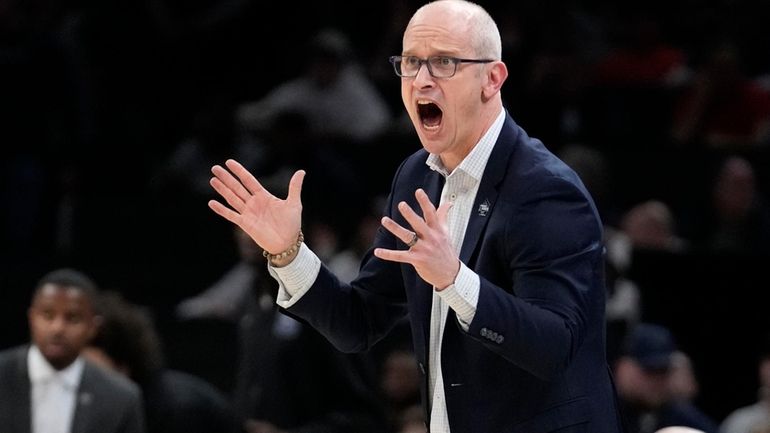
[406,232,419,248]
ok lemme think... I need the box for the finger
[415,189,438,226]
[398,201,429,235]
[225,159,269,196]
[373,247,413,264]
[436,199,454,226]
[381,216,416,245]
[212,164,251,202]
[210,177,246,212]
[208,200,242,226]
[286,170,306,205]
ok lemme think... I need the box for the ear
[482,61,508,99]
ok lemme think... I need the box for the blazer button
[480,327,488,337]
[496,335,504,344]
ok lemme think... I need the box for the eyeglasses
[389,55,494,78]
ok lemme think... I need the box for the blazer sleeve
[467,172,605,381]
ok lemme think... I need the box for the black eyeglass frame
[389,55,495,78]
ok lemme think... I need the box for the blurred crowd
[1,0,769,432]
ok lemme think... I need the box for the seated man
[0,268,145,433]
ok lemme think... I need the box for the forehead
[33,284,92,310]
[403,5,472,54]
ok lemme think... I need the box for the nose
[412,61,435,89]
[49,316,67,334]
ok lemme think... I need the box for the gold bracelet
[262,231,304,262]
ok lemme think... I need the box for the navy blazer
[287,114,624,433]
[0,346,145,433]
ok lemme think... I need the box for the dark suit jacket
[286,114,625,433]
[0,345,145,433]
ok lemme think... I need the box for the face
[615,357,671,408]
[28,284,99,370]
[401,4,503,170]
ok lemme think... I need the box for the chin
[415,132,440,152]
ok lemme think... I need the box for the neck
[440,105,502,172]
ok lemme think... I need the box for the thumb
[287,170,306,205]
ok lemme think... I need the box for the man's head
[614,323,677,408]
[28,268,101,370]
[399,0,508,171]
[625,323,677,372]
[84,291,164,383]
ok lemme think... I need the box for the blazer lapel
[13,347,32,433]
[70,365,95,433]
[459,116,517,264]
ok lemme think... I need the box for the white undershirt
[423,108,505,433]
[28,345,84,433]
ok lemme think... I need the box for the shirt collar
[28,345,85,390]
[426,108,506,180]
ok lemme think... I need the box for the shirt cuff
[436,262,479,331]
[269,243,322,309]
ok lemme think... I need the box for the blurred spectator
[396,404,426,433]
[614,323,718,433]
[152,101,264,200]
[719,338,770,433]
[176,227,262,323]
[326,198,384,283]
[236,28,391,143]
[668,351,701,404]
[247,110,365,241]
[587,8,688,147]
[84,291,238,433]
[620,200,687,253]
[594,11,689,89]
[231,246,387,433]
[671,43,770,149]
[379,349,422,432]
[704,156,770,256]
[559,143,615,224]
[0,268,145,433]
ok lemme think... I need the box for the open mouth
[417,101,443,129]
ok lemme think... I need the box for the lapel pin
[478,199,490,216]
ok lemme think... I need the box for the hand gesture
[208,159,305,255]
[374,188,460,289]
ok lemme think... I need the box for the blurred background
[1,0,769,429]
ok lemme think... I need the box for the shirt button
[450,193,457,200]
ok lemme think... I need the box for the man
[614,323,717,433]
[208,1,624,431]
[0,268,145,433]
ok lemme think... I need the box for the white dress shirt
[272,109,506,433]
[28,345,85,433]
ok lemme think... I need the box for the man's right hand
[208,159,305,256]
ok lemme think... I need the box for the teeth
[417,100,433,105]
